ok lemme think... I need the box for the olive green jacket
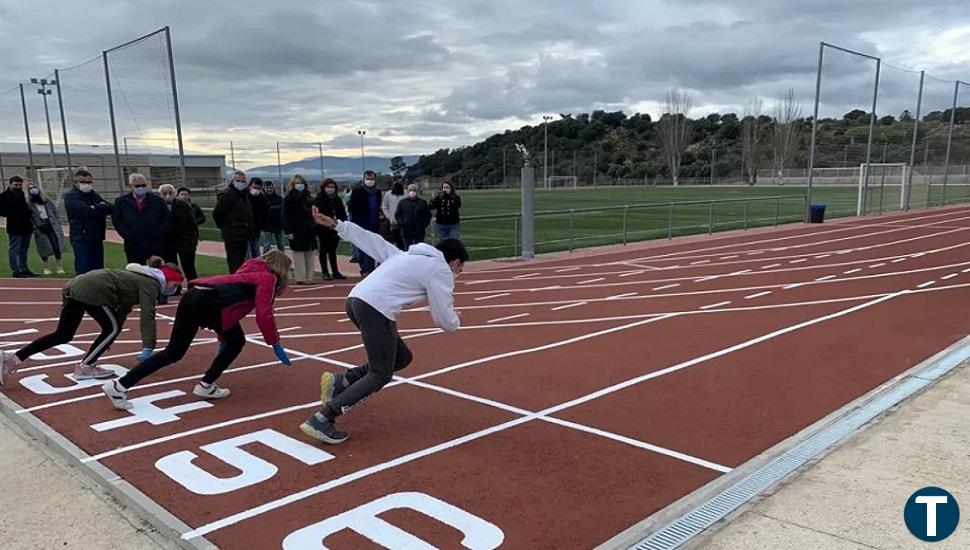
[63,264,163,349]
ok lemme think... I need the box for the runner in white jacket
[300,206,469,444]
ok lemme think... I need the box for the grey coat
[31,200,66,259]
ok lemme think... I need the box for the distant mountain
[243,155,421,183]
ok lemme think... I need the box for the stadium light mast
[357,129,366,178]
[31,78,58,169]
[542,115,552,189]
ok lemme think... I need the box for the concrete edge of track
[599,333,970,550]
[0,391,219,550]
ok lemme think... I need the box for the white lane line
[843,268,862,274]
[782,283,804,290]
[606,292,638,300]
[700,301,731,310]
[275,302,321,312]
[337,318,352,323]
[694,275,719,282]
[652,283,681,291]
[555,267,581,273]
[731,269,752,275]
[619,270,646,278]
[962,268,970,273]
[551,302,588,311]
[744,291,772,300]
[513,272,541,279]
[761,263,782,269]
[487,313,530,324]
[719,255,739,260]
[892,258,907,263]
[577,278,605,285]
[917,281,936,288]
[790,258,808,264]
[690,260,711,265]
[475,293,511,301]
[816,254,831,259]
[815,275,837,282]
[868,263,886,268]
[942,273,959,280]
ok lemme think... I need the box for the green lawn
[0,230,228,278]
[186,182,968,261]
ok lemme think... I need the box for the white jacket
[382,192,405,225]
[337,220,460,331]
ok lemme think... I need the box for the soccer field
[193,183,963,260]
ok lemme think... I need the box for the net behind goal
[858,163,907,215]
[36,166,81,207]
[547,176,578,189]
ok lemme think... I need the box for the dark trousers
[123,241,161,264]
[390,226,404,250]
[317,234,340,276]
[8,232,30,275]
[402,232,425,247]
[36,224,62,260]
[71,240,104,275]
[167,244,198,281]
[17,296,122,366]
[224,239,248,274]
[325,297,412,418]
[119,288,245,389]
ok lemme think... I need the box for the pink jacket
[190,259,281,345]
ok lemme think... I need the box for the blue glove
[137,348,153,362]
[272,343,291,366]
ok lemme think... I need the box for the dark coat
[111,192,171,255]
[283,191,318,251]
[0,188,33,236]
[429,192,461,225]
[348,186,382,231]
[263,193,284,233]
[312,192,347,242]
[212,186,254,242]
[395,196,432,239]
[169,199,204,248]
[250,193,269,238]
[63,186,113,242]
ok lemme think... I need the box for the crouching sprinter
[299,206,468,444]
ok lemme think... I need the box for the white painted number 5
[282,492,504,550]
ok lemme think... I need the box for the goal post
[36,166,83,208]
[547,175,578,189]
[858,162,907,215]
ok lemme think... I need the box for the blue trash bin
[809,203,826,223]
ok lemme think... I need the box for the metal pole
[805,42,824,222]
[667,202,673,239]
[941,80,960,207]
[743,200,749,230]
[54,70,71,170]
[502,147,507,188]
[520,157,535,258]
[19,83,35,177]
[710,149,715,185]
[905,71,924,210]
[163,27,187,186]
[38,84,56,168]
[879,142,887,214]
[276,141,283,183]
[593,149,598,186]
[230,140,236,172]
[103,52,124,192]
[622,206,629,245]
[860,57,881,215]
[543,120,548,189]
[0,152,5,181]
[775,197,780,226]
[124,137,129,170]
[358,130,366,177]
[708,201,714,234]
[513,215,520,258]
[569,209,575,251]
[318,142,325,179]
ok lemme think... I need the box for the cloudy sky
[1,0,969,167]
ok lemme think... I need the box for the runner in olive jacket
[0,258,184,386]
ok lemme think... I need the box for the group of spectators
[1,168,463,282]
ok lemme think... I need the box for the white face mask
[233,180,248,191]
[250,188,261,196]
[78,183,93,193]
[364,179,376,187]
[295,183,306,192]
[408,191,417,198]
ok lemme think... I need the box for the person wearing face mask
[302,206,469,444]
[247,177,268,259]
[27,181,66,275]
[382,177,406,250]
[283,175,318,284]
[213,170,255,273]
[348,170,382,277]
[112,173,171,265]
[312,178,348,280]
[261,181,285,253]
[395,183,432,248]
[0,176,37,277]
[161,184,204,281]
[63,170,113,274]
[0,256,183,387]
[429,180,462,241]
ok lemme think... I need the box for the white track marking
[719,255,739,260]
[690,260,711,265]
[293,285,335,293]
[606,292,638,300]
[551,302,588,311]
[782,283,804,290]
[815,275,836,282]
[917,281,936,288]
[844,268,862,274]
[475,293,511,301]
[700,301,731,310]
[577,278,605,285]
[744,291,772,300]
[761,264,781,269]
[816,254,831,258]
[731,269,752,275]
[652,283,680,291]
[942,274,958,280]
[868,263,886,268]
[789,258,807,264]
[275,302,320,312]
[694,275,719,282]
[487,313,530,324]
[513,273,540,279]
[892,258,907,263]
[554,267,581,273]
[619,270,646,278]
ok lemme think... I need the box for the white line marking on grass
[513,272,540,279]
[917,281,936,288]
[868,263,886,268]
[815,275,836,281]
[185,293,904,540]
[652,283,681,291]
[942,273,958,280]
[606,292,638,300]
[577,278,605,285]
[275,302,320,312]
[844,268,862,274]
[551,302,587,311]
[475,293,511,301]
[700,301,731,310]
[761,264,782,269]
[487,313,530,324]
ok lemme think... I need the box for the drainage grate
[629,347,969,550]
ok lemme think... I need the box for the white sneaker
[74,364,116,380]
[0,352,7,387]
[0,352,22,385]
[101,380,132,410]
[43,268,52,275]
[193,382,231,399]
[56,267,65,275]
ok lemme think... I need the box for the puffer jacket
[189,258,282,345]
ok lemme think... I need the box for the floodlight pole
[103,51,124,192]
[940,80,962,206]
[54,70,72,170]
[19,83,35,177]
[860,57,881,215]
[164,27,187,186]
[905,71,924,210]
[805,42,824,222]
